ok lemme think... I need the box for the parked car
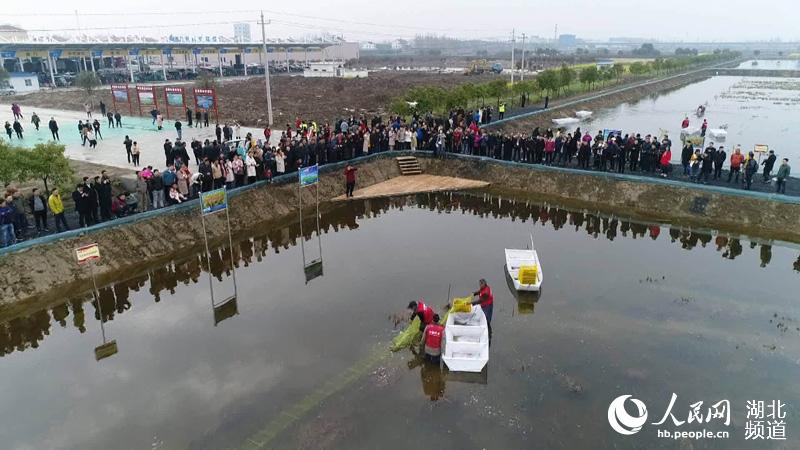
[0,82,16,96]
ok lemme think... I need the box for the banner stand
[298,165,323,283]
[76,243,118,361]
[200,188,238,325]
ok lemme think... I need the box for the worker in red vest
[471,278,494,339]
[408,299,434,331]
[420,314,444,363]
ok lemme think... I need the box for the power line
[0,9,499,34]
[21,20,257,33]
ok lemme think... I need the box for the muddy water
[1,192,799,450]
[562,76,800,162]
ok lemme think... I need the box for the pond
[563,76,800,162]
[1,191,799,450]
[737,60,800,70]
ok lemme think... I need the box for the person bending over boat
[472,279,494,339]
[420,314,444,363]
[408,300,434,331]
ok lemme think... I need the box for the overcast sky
[0,0,796,43]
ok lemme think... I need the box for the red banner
[110,84,132,115]
[136,85,158,117]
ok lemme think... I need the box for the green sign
[200,188,227,215]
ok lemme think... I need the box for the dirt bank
[0,156,400,312]
[421,156,800,243]
[2,151,798,311]
[491,70,713,133]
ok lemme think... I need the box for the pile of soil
[8,71,496,127]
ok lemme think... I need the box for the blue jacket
[0,206,13,225]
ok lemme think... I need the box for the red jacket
[476,285,493,307]
[416,300,434,325]
[345,167,357,183]
[660,149,672,166]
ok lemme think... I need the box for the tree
[610,64,625,79]
[579,66,598,88]
[0,140,23,188]
[485,79,508,107]
[536,69,559,96]
[24,142,74,193]
[628,62,645,75]
[75,72,100,100]
[558,64,576,94]
[390,98,413,117]
[0,67,8,86]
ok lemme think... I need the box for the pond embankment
[1,152,798,312]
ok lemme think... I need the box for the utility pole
[510,29,515,85]
[260,11,274,127]
[74,10,81,41]
[520,33,527,81]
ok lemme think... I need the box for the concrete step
[396,156,423,176]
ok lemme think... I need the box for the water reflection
[0,191,797,360]
[407,352,446,401]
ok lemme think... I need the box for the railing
[1,149,797,257]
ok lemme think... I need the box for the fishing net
[390,317,423,352]
[390,311,450,352]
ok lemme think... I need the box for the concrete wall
[1,151,798,311]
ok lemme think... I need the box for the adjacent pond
[1,191,799,450]
[564,76,800,162]
[737,59,800,70]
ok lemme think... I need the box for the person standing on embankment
[344,165,357,198]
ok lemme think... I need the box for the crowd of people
[1,102,795,249]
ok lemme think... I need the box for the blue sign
[299,165,319,187]
[267,47,274,53]
[0,51,16,58]
[128,48,140,56]
[162,47,172,55]
[91,50,103,57]
[48,50,62,59]
[192,48,202,55]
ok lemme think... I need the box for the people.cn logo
[608,395,649,435]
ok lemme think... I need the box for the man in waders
[472,279,494,340]
[420,314,444,363]
[408,300,434,332]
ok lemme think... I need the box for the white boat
[552,117,580,126]
[442,305,489,373]
[575,110,593,119]
[708,128,728,139]
[505,235,543,292]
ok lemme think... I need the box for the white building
[360,41,377,50]
[303,62,368,78]
[7,72,40,92]
[233,23,251,43]
[0,24,28,42]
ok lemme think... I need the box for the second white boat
[505,235,543,292]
